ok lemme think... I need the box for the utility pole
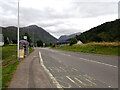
[17,0,20,59]
[33,32,34,47]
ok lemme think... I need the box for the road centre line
[79,57,117,68]
[60,52,117,68]
[62,53,71,56]
[39,51,63,89]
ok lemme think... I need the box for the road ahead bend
[38,48,118,88]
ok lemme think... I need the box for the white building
[77,40,82,45]
[0,34,4,46]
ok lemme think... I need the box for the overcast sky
[0,0,119,38]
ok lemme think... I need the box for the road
[38,48,118,88]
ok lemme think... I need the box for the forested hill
[76,19,120,43]
[2,25,57,44]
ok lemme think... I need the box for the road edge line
[39,51,63,89]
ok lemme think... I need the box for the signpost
[24,36,27,40]
[17,0,20,59]
[43,43,45,47]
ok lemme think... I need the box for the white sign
[24,36,27,40]
[43,43,45,47]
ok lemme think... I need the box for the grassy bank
[52,42,120,56]
[2,45,34,88]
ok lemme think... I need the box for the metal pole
[17,0,20,59]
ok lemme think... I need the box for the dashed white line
[79,57,117,68]
[61,53,117,68]
[62,54,71,56]
[39,51,63,88]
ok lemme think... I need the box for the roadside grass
[2,45,34,88]
[29,47,34,54]
[2,45,17,60]
[0,47,2,59]
[52,42,120,56]
[2,61,20,88]
[79,42,120,46]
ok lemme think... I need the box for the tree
[37,40,43,47]
[49,43,52,46]
[69,38,77,46]
[4,36,9,44]
[12,40,17,44]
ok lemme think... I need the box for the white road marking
[67,55,71,56]
[61,53,117,68]
[66,76,75,83]
[39,51,63,88]
[62,54,71,56]
[79,58,117,68]
[74,77,87,86]
[85,78,96,86]
[72,68,78,71]
[56,77,72,88]
[66,76,82,88]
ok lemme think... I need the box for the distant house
[0,34,4,46]
[56,41,70,47]
[77,40,82,45]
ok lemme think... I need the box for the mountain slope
[59,32,81,41]
[77,19,120,43]
[2,25,57,43]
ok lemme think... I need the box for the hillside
[2,25,57,44]
[59,32,81,41]
[77,19,120,43]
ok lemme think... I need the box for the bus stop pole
[17,0,20,59]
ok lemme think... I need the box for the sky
[0,0,119,38]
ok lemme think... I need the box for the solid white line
[39,51,63,88]
[79,57,117,68]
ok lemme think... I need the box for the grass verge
[52,42,120,56]
[2,45,34,88]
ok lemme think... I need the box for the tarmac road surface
[39,48,118,88]
[9,48,118,89]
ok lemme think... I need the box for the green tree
[4,36,9,44]
[49,43,52,46]
[37,40,43,47]
[69,38,77,46]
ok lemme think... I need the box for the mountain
[77,19,120,43]
[59,32,81,41]
[2,25,57,44]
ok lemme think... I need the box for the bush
[69,38,77,46]
[37,40,43,47]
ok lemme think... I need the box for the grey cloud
[72,2,118,18]
[118,1,120,19]
[0,0,118,38]
[49,28,82,38]
[0,1,17,15]
[1,1,118,26]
